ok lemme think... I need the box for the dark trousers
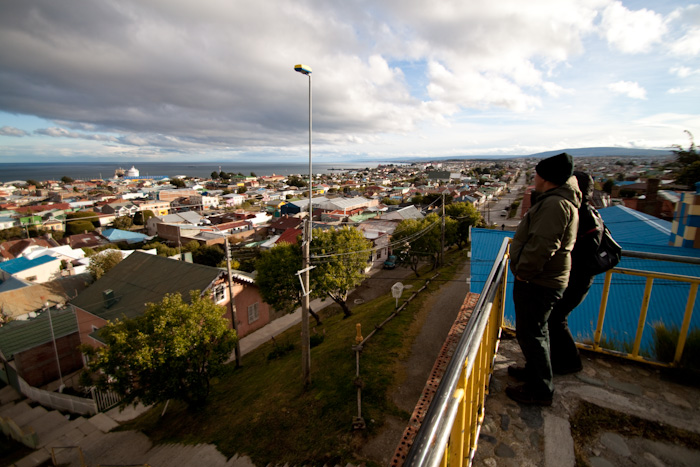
[548,270,594,372]
[513,280,564,395]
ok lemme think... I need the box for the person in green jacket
[507,152,581,406]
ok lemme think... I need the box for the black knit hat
[535,153,573,186]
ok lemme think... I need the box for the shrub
[653,324,700,371]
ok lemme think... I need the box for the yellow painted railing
[582,264,700,366]
[403,241,700,467]
[404,237,510,467]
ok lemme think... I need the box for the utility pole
[441,192,446,266]
[45,302,65,392]
[224,237,242,367]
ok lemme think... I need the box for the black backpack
[574,204,622,275]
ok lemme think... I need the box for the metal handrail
[404,237,511,467]
[403,244,700,467]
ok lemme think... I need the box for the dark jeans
[548,270,595,372]
[513,279,564,395]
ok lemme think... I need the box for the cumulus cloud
[670,28,700,56]
[608,81,647,99]
[600,1,667,53]
[0,0,697,160]
[0,126,29,137]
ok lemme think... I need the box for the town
[1,151,699,467]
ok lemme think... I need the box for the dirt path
[359,256,471,465]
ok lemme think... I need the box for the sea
[0,161,382,183]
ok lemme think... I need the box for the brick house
[70,252,273,351]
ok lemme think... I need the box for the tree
[80,292,236,408]
[193,244,225,267]
[237,186,247,194]
[112,216,133,230]
[133,210,155,226]
[87,249,124,279]
[66,220,95,235]
[250,172,257,177]
[170,178,186,188]
[211,171,220,180]
[255,243,322,325]
[392,213,443,276]
[673,131,700,188]
[445,202,483,249]
[287,175,307,188]
[142,241,179,257]
[602,179,614,194]
[61,176,74,184]
[67,211,100,227]
[26,179,42,188]
[310,226,371,318]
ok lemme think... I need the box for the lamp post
[294,63,312,386]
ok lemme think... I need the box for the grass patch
[120,250,469,466]
[570,400,700,467]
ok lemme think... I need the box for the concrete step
[11,448,52,467]
[80,430,152,465]
[34,410,71,448]
[43,416,92,449]
[86,411,119,432]
[14,405,47,432]
[0,400,31,419]
[0,385,22,405]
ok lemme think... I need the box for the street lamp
[294,63,312,386]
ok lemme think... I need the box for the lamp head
[294,64,312,75]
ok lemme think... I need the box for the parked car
[383,255,397,269]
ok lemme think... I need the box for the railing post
[594,270,614,348]
[632,277,654,358]
[674,282,698,365]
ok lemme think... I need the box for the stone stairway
[0,384,260,467]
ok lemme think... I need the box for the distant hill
[401,147,674,163]
[528,147,673,159]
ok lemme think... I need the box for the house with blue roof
[0,255,62,284]
[470,204,700,359]
[101,228,152,245]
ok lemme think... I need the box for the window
[248,303,259,324]
[213,284,226,303]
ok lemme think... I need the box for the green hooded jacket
[509,176,582,289]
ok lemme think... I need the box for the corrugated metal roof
[0,255,60,274]
[600,205,672,245]
[70,251,223,322]
[0,308,78,358]
[471,217,700,356]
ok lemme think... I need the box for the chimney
[103,289,116,308]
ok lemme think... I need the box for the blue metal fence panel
[471,204,700,356]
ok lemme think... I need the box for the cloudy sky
[0,0,698,164]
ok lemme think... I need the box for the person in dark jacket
[507,153,581,406]
[547,171,599,374]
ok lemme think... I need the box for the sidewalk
[232,296,331,361]
[473,335,700,467]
